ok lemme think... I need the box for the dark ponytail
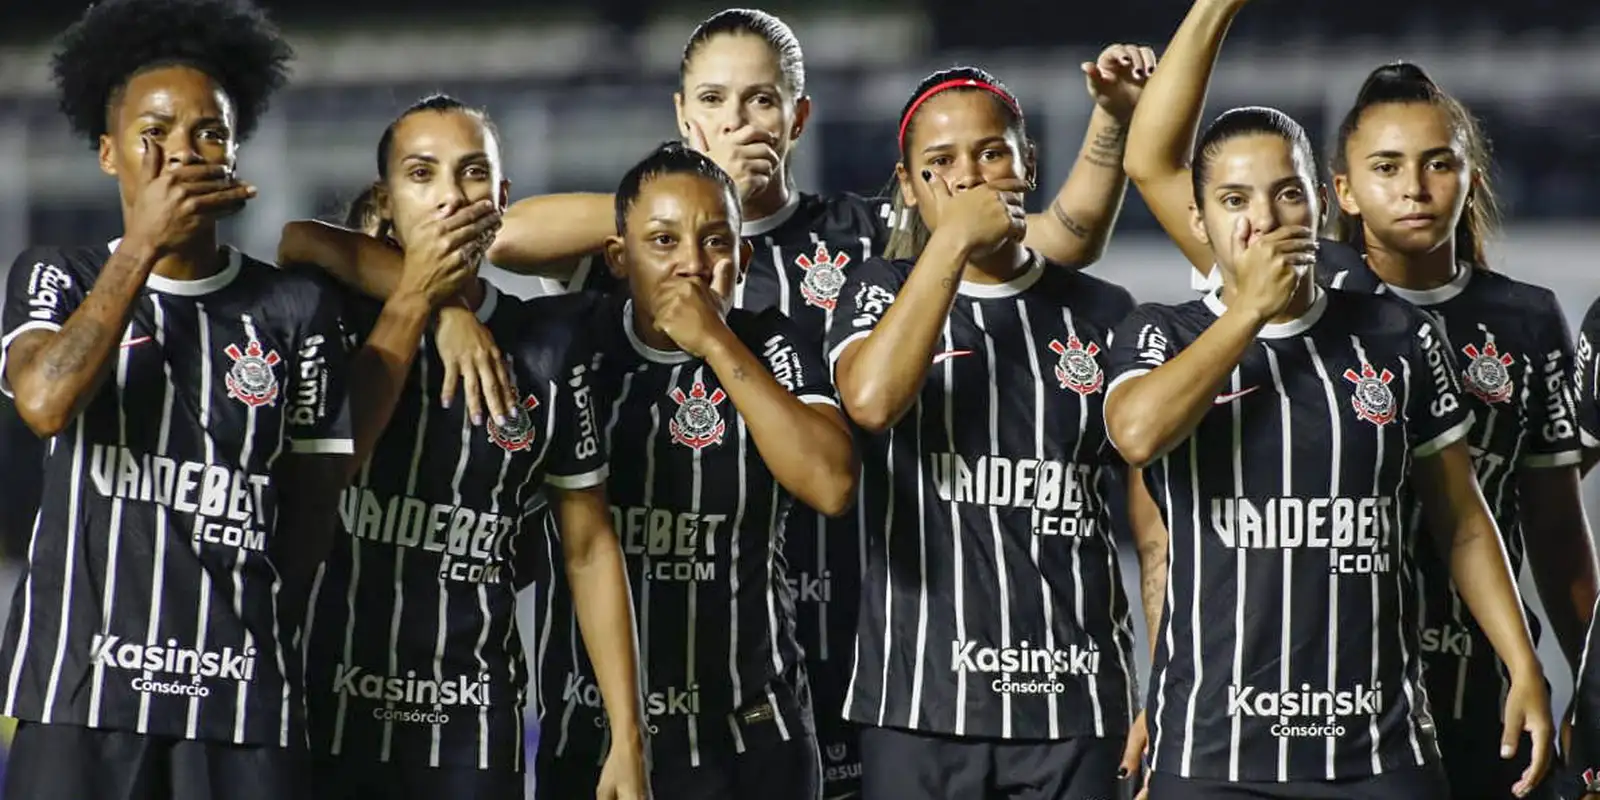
[1330,62,1500,269]
[342,183,384,238]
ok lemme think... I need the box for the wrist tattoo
[1051,201,1091,239]
[1086,123,1128,169]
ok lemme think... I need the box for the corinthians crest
[1343,361,1397,426]
[1461,338,1515,404]
[795,244,850,311]
[224,336,281,408]
[488,393,542,452]
[668,381,728,450]
[1048,336,1104,395]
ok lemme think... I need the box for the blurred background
[1,0,1598,793]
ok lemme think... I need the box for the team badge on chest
[668,381,728,450]
[1343,361,1397,426]
[488,393,542,452]
[1461,339,1515,404]
[795,244,850,311]
[1048,336,1104,395]
[224,336,281,408]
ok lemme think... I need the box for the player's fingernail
[496,415,510,427]
[442,396,452,409]
[471,413,483,426]
[1116,767,1129,779]
[1500,744,1513,758]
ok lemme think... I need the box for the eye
[927,155,953,168]
[1427,158,1457,172]
[1372,162,1397,175]
[140,126,165,139]
[1278,186,1306,203]
[697,93,721,106]
[751,94,776,108]
[1220,194,1246,209]
[981,149,1006,162]
[464,165,490,179]
[408,167,431,181]
[198,128,227,142]
[705,235,733,250]
[651,233,676,247]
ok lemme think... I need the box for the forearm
[1123,0,1241,181]
[837,231,969,432]
[1024,106,1129,268]
[565,528,644,744]
[703,332,857,516]
[487,193,614,277]
[279,221,403,300]
[1106,308,1261,466]
[1451,520,1541,676]
[9,241,159,436]
[348,293,432,470]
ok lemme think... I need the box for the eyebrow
[920,135,1008,155]
[136,111,226,127]
[691,82,779,94]
[400,151,489,164]
[1366,146,1457,160]
[1214,177,1305,194]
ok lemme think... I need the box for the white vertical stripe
[1148,451,1177,773]
[136,296,176,734]
[764,478,789,740]
[770,238,790,317]
[329,431,379,754]
[480,390,520,771]
[186,306,216,738]
[726,413,750,752]
[232,316,264,744]
[685,367,706,767]
[1014,302,1060,738]
[1390,342,1426,765]
[867,426,900,727]
[1058,306,1104,736]
[637,368,670,752]
[1226,360,1249,782]
[427,409,474,766]
[973,304,1016,737]
[1305,339,1344,779]
[38,418,84,724]
[1262,348,1294,781]
[1178,436,1203,777]
[808,231,831,664]
[1,485,43,716]
[86,330,135,727]
[379,343,431,761]
[928,320,961,732]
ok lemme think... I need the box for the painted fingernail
[471,413,483,426]
[1116,767,1129,779]
[921,170,932,182]
[497,415,510,427]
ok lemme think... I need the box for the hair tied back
[1355,62,1439,107]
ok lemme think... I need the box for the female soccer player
[826,66,1138,800]
[1125,3,1593,795]
[0,1,348,797]
[1323,61,1594,800]
[1108,93,1553,800]
[531,141,858,799]
[279,96,647,800]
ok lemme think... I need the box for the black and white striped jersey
[532,291,836,768]
[1573,295,1600,450]
[825,252,1138,741]
[565,191,892,723]
[1107,288,1475,782]
[302,282,606,772]
[0,241,353,747]
[1316,260,1581,726]
[0,394,43,557]
[1566,595,1600,798]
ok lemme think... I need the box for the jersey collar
[1379,261,1471,306]
[740,191,802,237]
[474,280,500,323]
[1204,285,1329,339]
[108,237,242,296]
[621,299,695,364]
[957,249,1045,299]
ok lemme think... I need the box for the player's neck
[963,242,1030,285]
[150,230,223,282]
[742,175,793,227]
[1361,233,1457,291]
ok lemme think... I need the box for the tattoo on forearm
[40,319,105,380]
[941,274,957,289]
[1051,201,1091,240]
[731,364,747,381]
[1141,560,1165,626]
[1085,123,1128,170]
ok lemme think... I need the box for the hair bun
[1356,62,1438,105]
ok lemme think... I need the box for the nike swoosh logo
[120,335,152,348]
[931,349,973,365]
[1214,386,1259,405]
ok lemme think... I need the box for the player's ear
[497,179,512,213]
[1332,172,1360,218]
[790,95,812,142]
[604,235,627,279]
[1315,182,1329,232]
[673,92,689,141]
[1190,202,1211,247]
[1023,139,1039,192]
[98,134,117,177]
[895,161,918,209]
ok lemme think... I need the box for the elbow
[485,235,516,267]
[277,221,314,267]
[810,468,859,518]
[1107,416,1159,470]
[1121,147,1160,185]
[839,382,900,435]
[14,389,70,439]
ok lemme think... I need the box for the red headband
[897,78,1022,153]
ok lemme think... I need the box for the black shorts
[533,745,602,800]
[1145,762,1450,799]
[1434,717,1558,800]
[313,753,524,800]
[859,725,1121,800]
[816,716,863,800]
[2,720,309,800]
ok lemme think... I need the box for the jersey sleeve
[1406,315,1475,458]
[285,283,355,455]
[0,249,87,398]
[825,257,905,381]
[1574,296,1600,449]
[1104,304,1178,402]
[543,351,609,491]
[1520,290,1583,468]
[754,310,837,408]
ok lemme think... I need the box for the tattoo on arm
[1051,202,1092,240]
[1140,550,1165,628]
[731,364,747,381]
[941,275,956,289]
[1085,123,1128,170]
[40,320,105,380]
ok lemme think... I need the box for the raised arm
[1024,43,1156,268]
[484,193,614,280]
[657,281,858,515]
[1416,442,1552,797]
[1123,0,1250,272]
[278,220,406,300]
[832,178,1023,433]
[1104,224,1311,466]
[7,144,255,437]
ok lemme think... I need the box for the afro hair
[52,0,293,147]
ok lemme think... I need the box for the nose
[435,177,469,215]
[1402,162,1430,202]
[164,134,204,168]
[948,157,985,192]
[1248,202,1281,236]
